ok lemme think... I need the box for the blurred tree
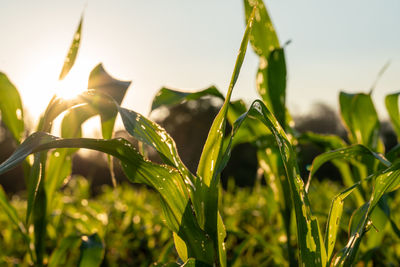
[294,103,346,136]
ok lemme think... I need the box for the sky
[0,0,399,133]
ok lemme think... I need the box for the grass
[0,0,400,266]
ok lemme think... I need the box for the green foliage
[1,1,400,266]
[0,73,24,143]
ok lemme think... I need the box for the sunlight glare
[56,64,89,100]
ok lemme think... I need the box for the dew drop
[15,109,22,120]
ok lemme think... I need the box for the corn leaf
[173,232,188,262]
[61,63,130,139]
[306,144,391,191]
[227,100,271,148]
[26,153,42,223]
[118,107,192,179]
[45,64,131,205]
[0,186,27,237]
[256,48,287,126]
[298,132,347,150]
[385,92,400,140]
[59,16,83,80]
[28,90,118,242]
[243,0,279,56]
[45,149,72,211]
[339,92,380,150]
[243,0,287,127]
[151,86,224,112]
[0,72,24,143]
[78,233,104,267]
[195,9,255,266]
[0,131,215,264]
[226,100,326,266]
[48,235,81,267]
[33,176,46,265]
[332,164,400,266]
[325,183,360,262]
[298,132,367,204]
[197,6,254,186]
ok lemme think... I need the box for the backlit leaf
[339,92,380,150]
[151,86,224,112]
[332,164,400,266]
[385,92,400,140]
[0,131,215,264]
[306,144,391,191]
[195,9,255,267]
[243,0,280,56]
[59,16,83,80]
[225,100,326,266]
[325,183,360,261]
[0,72,24,143]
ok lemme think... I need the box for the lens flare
[56,64,89,100]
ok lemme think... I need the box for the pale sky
[0,0,399,131]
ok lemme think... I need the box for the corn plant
[0,15,132,265]
[0,6,260,267]
[149,0,400,266]
[1,1,400,266]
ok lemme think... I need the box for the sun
[56,62,90,100]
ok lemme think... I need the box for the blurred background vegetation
[0,97,398,265]
[1,98,397,193]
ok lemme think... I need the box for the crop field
[0,0,400,266]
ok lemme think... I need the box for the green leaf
[298,132,366,205]
[369,61,390,94]
[118,107,192,179]
[0,185,27,237]
[78,234,105,267]
[40,68,129,209]
[45,148,72,210]
[227,100,271,148]
[33,176,47,265]
[151,86,224,112]
[195,9,255,266]
[243,0,287,127]
[48,235,81,267]
[61,63,130,139]
[226,100,326,266]
[117,106,215,261]
[26,154,42,223]
[298,132,347,150]
[0,72,24,143]
[332,164,400,266]
[198,5,255,185]
[173,232,188,262]
[217,213,227,267]
[87,63,131,139]
[385,92,400,140]
[46,64,131,199]
[59,16,83,80]
[0,131,215,264]
[256,48,287,126]
[339,92,380,150]
[306,144,391,191]
[325,183,360,261]
[243,0,280,56]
